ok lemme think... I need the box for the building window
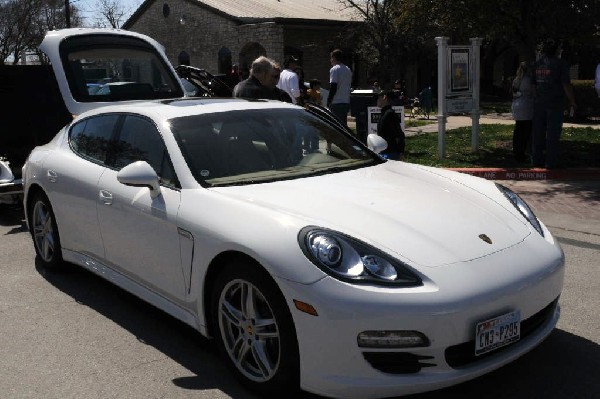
[163,4,170,18]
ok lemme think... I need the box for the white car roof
[76,97,299,122]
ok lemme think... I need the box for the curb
[446,167,600,181]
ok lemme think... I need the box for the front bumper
[275,234,564,399]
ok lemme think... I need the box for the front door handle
[99,190,113,205]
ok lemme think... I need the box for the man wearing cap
[277,56,302,104]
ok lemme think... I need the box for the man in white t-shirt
[276,56,302,104]
[327,49,353,128]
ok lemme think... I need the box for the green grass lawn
[404,118,435,128]
[405,124,600,168]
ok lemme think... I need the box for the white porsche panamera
[23,29,564,399]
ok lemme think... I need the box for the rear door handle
[99,190,113,205]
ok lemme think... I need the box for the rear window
[59,34,183,102]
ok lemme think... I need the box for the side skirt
[62,249,208,336]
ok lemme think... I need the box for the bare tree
[0,0,81,64]
[0,0,43,64]
[92,0,128,28]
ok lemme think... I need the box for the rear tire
[29,193,63,269]
[211,261,300,397]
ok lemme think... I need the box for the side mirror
[117,161,161,198]
[367,134,388,154]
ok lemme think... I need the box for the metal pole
[65,0,71,28]
[435,37,448,158]
[470,38,482,152]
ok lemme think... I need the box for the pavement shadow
[37,259,600,399]
[515,180,600,202]
[404,329,600,398]
[0,204,27,233]
[36,260,257,399]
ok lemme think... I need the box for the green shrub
[572,80,600,117]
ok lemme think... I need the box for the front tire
[29,193,63,269]
[211,261,299,397]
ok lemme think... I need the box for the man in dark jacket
[532,39,577,169]
[376,90,405,160]
[233,56,291,102]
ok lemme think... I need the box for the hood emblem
[479,234,492,244]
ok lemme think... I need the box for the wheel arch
[202,250,291,339]
[24,183,50,233]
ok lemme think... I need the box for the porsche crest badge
[479,234,492,244]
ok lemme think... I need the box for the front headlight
[299,227,422,286]
[496,184,544,236]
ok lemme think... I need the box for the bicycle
[408,97,430,119]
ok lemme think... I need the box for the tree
[91,0,132,29]
[399,0,598,63]
[337,0,405,83]
[0,0,81,64]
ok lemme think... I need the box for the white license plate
[475,310,521,356]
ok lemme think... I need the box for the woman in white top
[511,62,535,163]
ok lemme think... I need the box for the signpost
[435,37,482,158]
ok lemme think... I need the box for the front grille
[363,352,436,374]
[445,298,558,368]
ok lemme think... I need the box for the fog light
[357,331,429,348]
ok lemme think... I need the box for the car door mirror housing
[117,161,161,197]
[367,134,388,154]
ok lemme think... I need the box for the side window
[112,115,178,188]
[70,114,119,164]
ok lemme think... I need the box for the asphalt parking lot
[0,179,598,399]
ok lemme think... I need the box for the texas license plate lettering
[475,311,521,356]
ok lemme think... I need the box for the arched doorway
[238,42,267,78]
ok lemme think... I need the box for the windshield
[170,108,382,187]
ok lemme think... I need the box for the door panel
[43,150,106,258]
[96,114,186,300]
[96,173,185,299]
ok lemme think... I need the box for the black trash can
[350,89,376,143]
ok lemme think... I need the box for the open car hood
[39,28,184,116]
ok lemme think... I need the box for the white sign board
[448,47,472,95]
[367,106,405,135]
[447,97,473,114]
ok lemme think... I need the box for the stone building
[123,0,362,88]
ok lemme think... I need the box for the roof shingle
[194,0,359,22]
